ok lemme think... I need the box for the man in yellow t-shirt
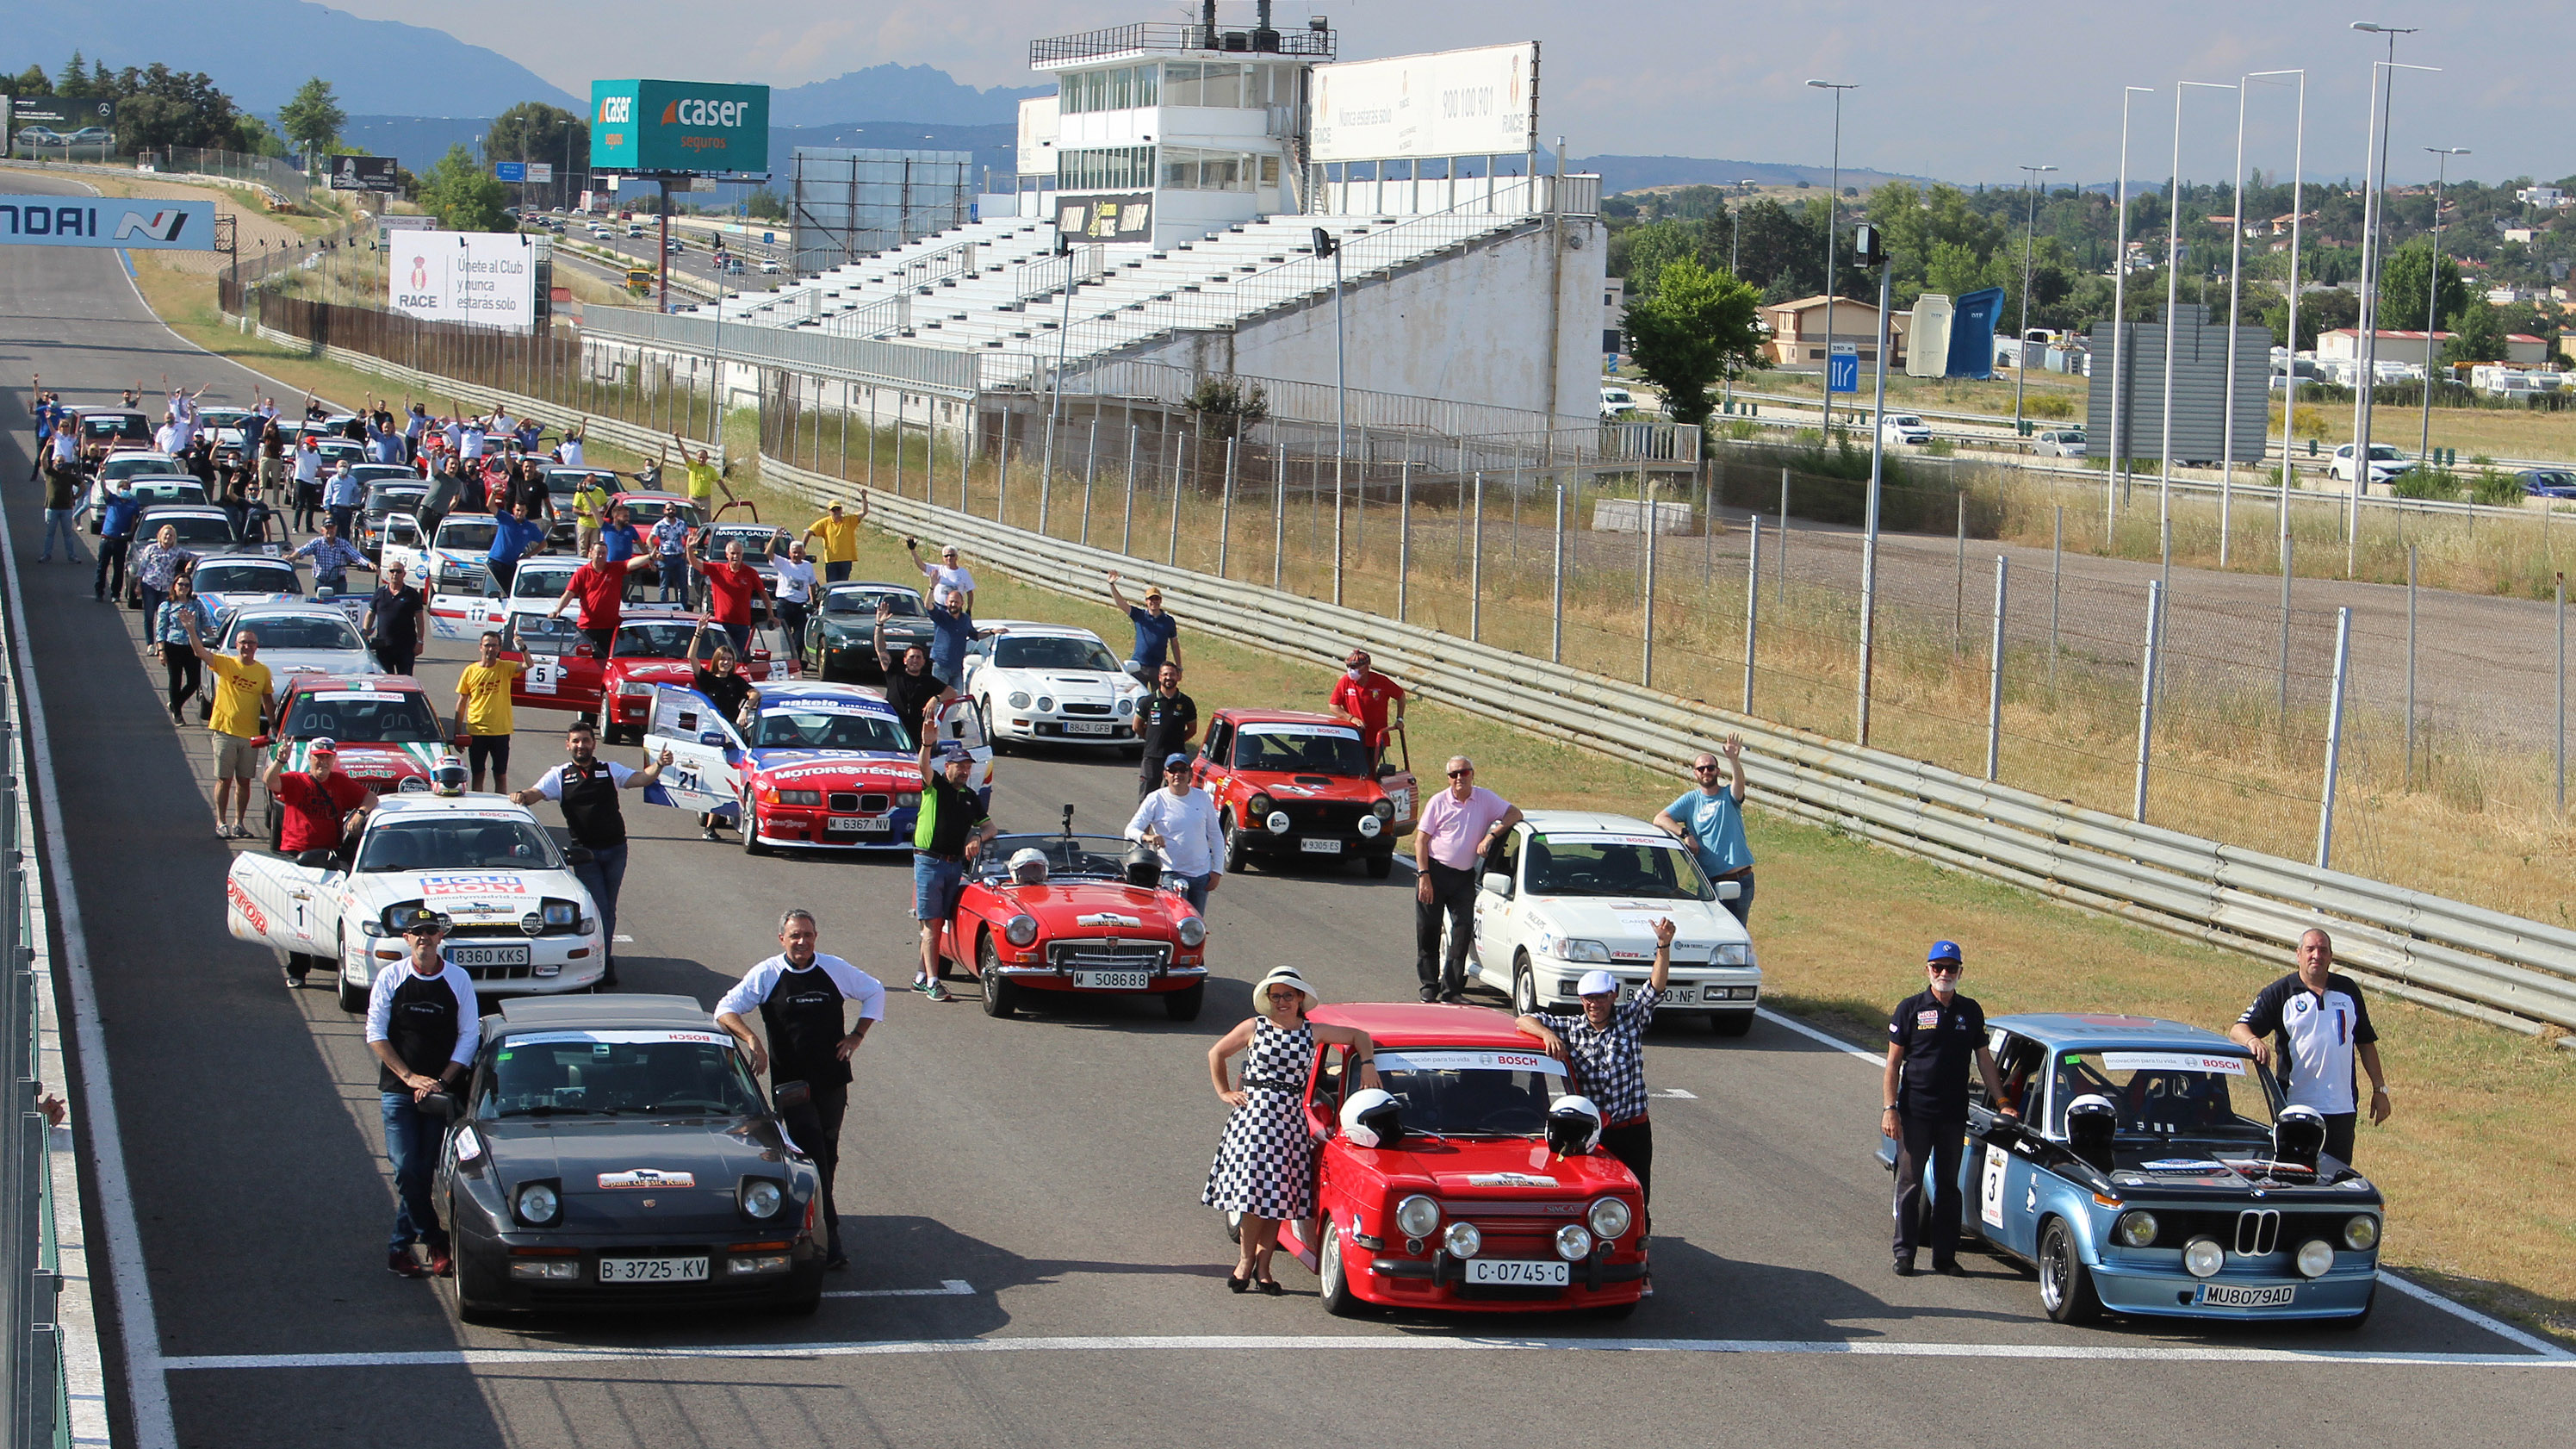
[800,495,869,583]
[570,475,611,557]
[454,631,529,793]
[183,619,273,838]
[675,432,732,513]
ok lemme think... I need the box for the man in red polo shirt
[263,736,378,986]
[544,538,658,659]
[1327,648,1406,768]
[688,529,764,660]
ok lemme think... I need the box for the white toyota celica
[961,622,1146,752]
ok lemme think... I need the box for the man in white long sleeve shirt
[1124,752,1224,911]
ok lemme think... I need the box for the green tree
[9,64,52,98]
[419,143,511,232]
[1623,258,1767,446]
[276,77,345,165]
[2377,238,2468,338]
[1616,218,1706,295]
[54,52,93,98]
[109,64,250,153]
[2443,300,2508,363]
[744,187,788,222]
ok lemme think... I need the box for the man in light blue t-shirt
[1653,733,1754,925]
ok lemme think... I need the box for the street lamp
[1724,177,1757,414]
[2012,164,2056,438]
[2111,86,2156,520]
[2346,20,2422,570]
[1807,79,1857,435]
[2420,146,2470,471]
[2161,82,2237,581]
[2238,70,2306,573]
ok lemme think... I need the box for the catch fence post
[1550,481,1566,662]
[1987,554,2008,782]
[1642,480,1658,688]
[2133,579,2163,822]
[1470,470,1486,642]
[1216,437,1238,577]
[2278,533,2294,731]
[1744,514,1760,713]
[1081,420,1098,546]
[2317,606,2353,868]
[1122,424,1139,556]
[2405,545,2418,787]
[1273,442,1286,592]
[2050,505,2064,695]
[1778,466,1789,606]
[1398,458,1413,623]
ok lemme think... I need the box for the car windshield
[351,466,414,485]
[354,817,561,872]
[144,513,235,545]
[708,527,776,555]
[822,588,920,617]
[486,1034,762,1118]
[282,688,444,741]
[128,481,204,503]
[546,470,617,495]
[365,485,426,512]
[1374,1049,1572,1137]
[971,834,1133,882]
[233,615,363,651]
[2046,1049,2279,1142]
[102,455,178,481]
[1524,836,1715,901]
[993,636,1120,671]
[1231,725,1368,776]
[438,519,498,551]
[195,563,300,595]
[751,706,909,752]
[512,567,579,599]
[614,621,701,659]
[83,414,150,441]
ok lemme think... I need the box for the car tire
[1164,981,1205,1023]
[1363,850,1393,880]
[1221,813,1251,874]
[1319,1221,1369,1318]
[336,932,368,1013]
[1511,953,1539,1017]
[975,696,1008,756]
[1710,1011,1754,1037]
[978,933,1015,1019]
[740,797,769,857]
[2037,1216,2103,1325]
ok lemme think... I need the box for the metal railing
[1030,19,1336,65]
[581,305,987,396]
[1015,245,1106,304]
[0,541,67,1446]
[760,447,2576,1038]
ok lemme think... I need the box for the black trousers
[1892,1112,1968,1264]
[2322,1111,2357,1166]
[373,637,416,678]
[93,535,129,600]
[164,650,202,716]
[1413,861,1477,998]
[777,1078,850,1260]
[1600,1118,1654,1234]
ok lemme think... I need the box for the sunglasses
[1693,763,1722,772]
[1928,963,1963,975]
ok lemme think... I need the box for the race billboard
[589,79,770,174]
[1309,42,1536,164]
[1057,192,1152,245]
[326,154,399,192]
[0,195,213,250]
[9,96,115,130]
[387,228,538,330]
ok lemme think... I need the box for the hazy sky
[320,1,2553,189]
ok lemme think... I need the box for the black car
[805,582,932,681]
[433,994,828,1322]
[541,467,624,546]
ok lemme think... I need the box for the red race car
[256,673,450,843]
[1191,710,1418,878]
[1271,1003,1648,1319]
[941,816,1208,1022]
[500,608,771,743]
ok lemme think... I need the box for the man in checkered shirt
[1516,918,1675,1228]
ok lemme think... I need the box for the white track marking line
[822,1279,975,1299]
[0,463,179,1446]
[157,1332,2576,1373]
[1755,1005,1884,1061]
[2377,1271,2575,1359]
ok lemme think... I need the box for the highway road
[6,174,2570,1448]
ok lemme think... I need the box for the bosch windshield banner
[388,229,537,329]
[589,79,770,174]
[0,196,214,249]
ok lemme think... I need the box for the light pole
[2347,21,2421,568]
[1854,222,1891,746]
[2013,164,2056,438]
[1807,79,1856,435]
[2419,146,2469,471]
[1724,177,1756,414]
[2268,71,2308,569]
[2161,81,2236,578]
[1313,227,1349,605]
[2112,86,2155,516]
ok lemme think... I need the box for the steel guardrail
[760,448,2576,1039]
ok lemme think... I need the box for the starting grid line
[158,1332,2576,1373]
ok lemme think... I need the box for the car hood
[254,647,373,683]
[479,1116,799,1231]
[1338,1136,1640,1197]
[1228,769,1381,803]
[990,881,1189,932]
[1524,895,1748,960]
[748,753,916,787]
[351,868,585,927]
[2102,1150,2378,1202]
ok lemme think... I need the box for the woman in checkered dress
[1204,967,1381,1294]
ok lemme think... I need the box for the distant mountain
[772,65,1048,129]
[1580,154,1940,196]
[8,0,578,117]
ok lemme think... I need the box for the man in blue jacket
[95,480,142,603]
[484,502,549,593]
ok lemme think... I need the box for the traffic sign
[494,162,525,183]
[1828,343,1859,395]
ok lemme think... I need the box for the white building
[2517,184,2567,208]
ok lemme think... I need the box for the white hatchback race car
[960,621,1146,752]
[380,511,504,596]
[225,793,609,1011]
[1462,809,1761,1034]
[427,556,582,643]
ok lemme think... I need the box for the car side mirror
[417,1091,458,1122]
[1375,762,1395,779]
[295,849,333,869]
[1716,880,1741,902]
[1480,872,1512,899]
[562,846,594,865]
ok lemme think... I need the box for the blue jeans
[572,842,629,958]
[380,1091,449,1253]
[39,509,84,561]
[657,557,690,603]
[911,851,965,922]
[1164,871,1213,913]
[823,561,851,583]
[719,623,751,658]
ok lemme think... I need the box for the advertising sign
[1056,192,1151,244]
[326,154,399,193]
[525,162,554,184]
[1309,43,1536,164]
[590,79,771,174]
[0,195,213,250]
[9,96,115,130]
[387,229,538,330]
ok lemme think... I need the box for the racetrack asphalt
[5,173,2572,1449]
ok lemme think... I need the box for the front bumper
[990,712,1136,746]
[348,931,608,993]
[2089,1260,2380,1322]
[750,805,915,851]
[1542,966,1760,1014]
[1237,822,1404,858]
[995,961,1207,996]
[1360,1248,1647,1312]
[455,1224,825,1311]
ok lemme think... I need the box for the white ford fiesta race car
[959,621,1146,752]
[225,793,608,1011]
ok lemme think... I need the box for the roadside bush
[2469,469,2523,507]
[2392,468,2459,501]
[1923,437,1957,457]
[2025,393,2076,420]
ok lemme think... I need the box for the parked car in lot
[1878,1012,2383,1326]
[644,682,924,854]
[208,600,378,703]
[959,622,1146,752]
[803,582,932,682]
[1189,710,1418,878]
[2034,429,2088,458]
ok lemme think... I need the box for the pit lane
[4,173,2568,1449]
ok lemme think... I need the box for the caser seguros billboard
[589,80,770,174]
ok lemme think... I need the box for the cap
[1007,847,1047,874]
[1927,940,1965,965]
[307,737,339,754]
[386,905,450,936]
[1142,586,1164,599]
[828,499,845,510]
[1576,968,1619,998]
[1163,752,1191,771]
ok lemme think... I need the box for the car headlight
[542,899,579,929]
[1035,696,1054,713]
[1371,799,1395,821]
[2114,1210,2159,1248]
[776,789,821,806]
[2294,1239,2336,1278]
[1394,1195,1440,1239]
[1711,942,1750,966]
[897,791,921,807]
[519,911,545,936]
[1004,914,1039,948]
[1008,691,1032,710]
[1177,917,1206,948]
[1556,937,1612,964]
[1587,1197,1632,1241]
[512,1180,562,1227]
[1555,1224,1594,1260]
[1264,811,1290,834]
[619,681,655,695]
[1114,697,1133,717]
[2182,1236,2225,1278]
[1245,793,1272,821]
[741,1178,785,1220]
[2343,1214,2380,1251]
[1442,1221,1481,1258]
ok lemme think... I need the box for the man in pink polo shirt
[1412,755,1522,1003]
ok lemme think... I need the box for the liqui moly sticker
[418,874,529,896]
[597,1169,696,1190]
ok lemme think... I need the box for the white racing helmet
[1338,1087,1405,1149]
[1546,1095,1605,1157]
[1007,847,1048,884]
[430,751,468,797]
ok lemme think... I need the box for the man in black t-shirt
[363,907,478,1279]
[512,720,670,988]
[1879,940,2008,1277]
[363,560,426,676]
[1131,662,1197,799]
[873,611,948,749]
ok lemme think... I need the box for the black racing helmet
[2065,1092,2119,1171]
[1124,843,1163,889]
[1338,1087,1404,1149]
[1546,1095,1604,1157]
[2274,1104,2328,1170]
